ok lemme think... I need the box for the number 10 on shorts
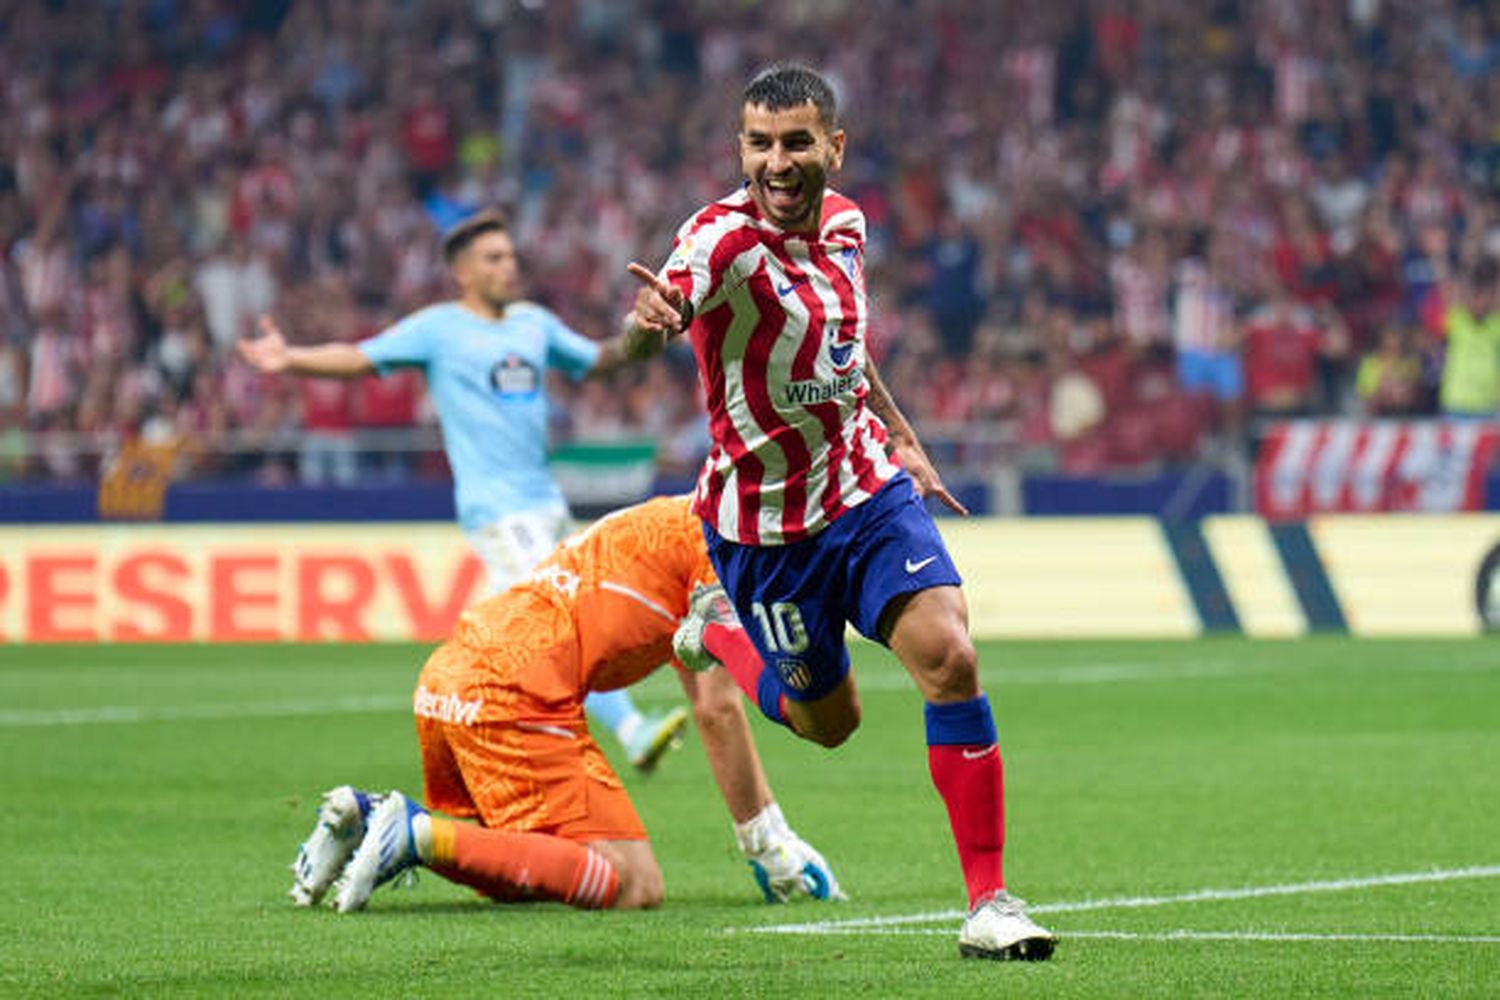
[750,601,809,654]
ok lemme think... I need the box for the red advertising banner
[0,525,483,643]
[1255,420,1500,518]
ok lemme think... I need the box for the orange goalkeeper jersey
[448,494,716,698]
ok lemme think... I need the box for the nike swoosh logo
[904,556,937,574]
[776,279,803,296]
[962,744,998,760]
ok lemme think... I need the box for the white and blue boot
[289,785,380,907]
[333,790,425,913]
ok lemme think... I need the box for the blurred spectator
[1309,154,1370,257]
[1242,284,1350,418]
[1046,345,1107,473]
[353,364,423,481]
[917,212,988,357]
[1107,227,1170,352]
[1437,256,1500,418]
[2,0,1499,487]
[0,339,27,480]
[1355,325,1427,417]
[195,237,277,352]
[297,376,358,485]
[1171,233,1243,439]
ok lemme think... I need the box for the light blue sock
[585,688,639,739]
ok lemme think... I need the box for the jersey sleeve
[661,215,718,313]
[820,191,867,248]
[357,306,440,374]
[537,305,602,380]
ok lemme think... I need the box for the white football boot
[333,791,424,913]
[288,786,379,907]
[958,891,1057,961]
[671,583,740,673]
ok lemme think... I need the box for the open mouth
[763,174,804,215]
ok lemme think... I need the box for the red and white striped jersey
[662,186,901,546]
[1109,252,1169,348]
[1171,258,1237,354]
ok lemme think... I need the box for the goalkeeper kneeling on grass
[290,495,842,912]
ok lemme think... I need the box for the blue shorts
[1176,349,1243,401]
[701,473,962,702]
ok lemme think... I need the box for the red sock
[927,743,1006,907]
[703,622,761,695]
[703,622,789,722]
[427,818,619,909]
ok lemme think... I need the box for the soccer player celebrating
[236,210,687,771]
[622,65,1055,960]
[289,495,842,913]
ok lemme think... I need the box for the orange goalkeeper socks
[424,817,619,909]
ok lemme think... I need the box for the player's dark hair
[441,209,508,264]
[743,64,839,129]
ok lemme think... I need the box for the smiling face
[739,100,845,233]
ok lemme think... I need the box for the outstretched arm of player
[677,666,845,902]
[862,357,969,516]
[236,315,375,378]
[588,263,693,373]
[626,262,694,357]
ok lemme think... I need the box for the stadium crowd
[1,0,1498,485]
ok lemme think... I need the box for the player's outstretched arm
[625,261,693,356]
[863,356,969,516]
[589,263,692,373]
[677,667,845,903]
[236,314,376,379]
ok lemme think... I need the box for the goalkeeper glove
[735,802,846,903]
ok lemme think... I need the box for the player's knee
[612,863,664,910]
[803,715,857,748]
[887,587,982,700]
[916,637,981,702]
[789,695,861,748]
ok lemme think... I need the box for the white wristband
[733,801,789,855]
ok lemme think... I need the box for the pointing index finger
[626,261,672,295]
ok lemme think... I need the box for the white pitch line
[1028,865,1500,916]
[744,865,1500,935]
[806,928,1500,945]
[1065,930,1500,945]
[0,694,409,727]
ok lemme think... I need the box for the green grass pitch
[2,638,1497,997]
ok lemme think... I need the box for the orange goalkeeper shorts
[413,640,647,843]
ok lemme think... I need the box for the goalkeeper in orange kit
[289,494,843,912]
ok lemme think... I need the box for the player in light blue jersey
[237,209,687,771]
